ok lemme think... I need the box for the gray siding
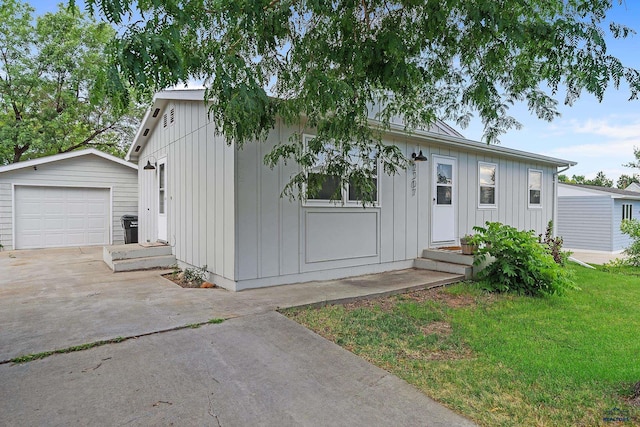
[557,196,613,251]
[136,98,559,290]
[613,199,640,251]
[235,127,421,288]
[234,122,556,289]
[0,182,12,249]
[137,101,236,284]
[0,155,137,251]
[425,146,554,240]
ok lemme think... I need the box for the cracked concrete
[0,247,475,426]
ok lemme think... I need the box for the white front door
[431,156,456,244]
[157,158,168,242]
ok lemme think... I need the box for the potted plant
[460,234,478,255]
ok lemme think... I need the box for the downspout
[552,164,572,238]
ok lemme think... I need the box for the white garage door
[15,186,110,249]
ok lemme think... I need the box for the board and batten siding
[136,97,561,290]
[235,123,424,289]
[137,100,236,286]
[234,123,557,289]
[0,155,137,251]
[423,146,554,241]
[557,196,613,251]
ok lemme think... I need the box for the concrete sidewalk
[569,250,627,265]
[0,247,475,426]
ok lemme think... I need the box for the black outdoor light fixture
[143,159,156,170]
[412,151,428,162]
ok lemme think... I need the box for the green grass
[284,266,640,426]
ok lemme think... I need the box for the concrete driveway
[0,247,474,426]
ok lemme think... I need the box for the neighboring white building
[0,149,138,250]
[127,89,575,291]
[557,183,640,253]
[625,182,640,193]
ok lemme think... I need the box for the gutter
[552,164,573,238]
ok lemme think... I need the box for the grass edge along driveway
[283,265,640,426]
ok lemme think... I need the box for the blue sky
[29,1,640,183]
[459,2,640,183]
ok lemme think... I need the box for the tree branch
[59,123,117,153]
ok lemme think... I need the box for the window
[623,204,633,221]
[304,134,378,205]
[528,169,543,207]
[478,162,497,207]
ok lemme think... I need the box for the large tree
[618,147,640,188]
[0,1,140,165]
[617,173,640,189]
[85,0,638,201]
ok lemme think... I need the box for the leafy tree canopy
[617,147,640,189]
[560,171,613,187]
[83,0,639,201]
[0,0,143,165]
[617,173,640,189]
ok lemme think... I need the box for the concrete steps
[103,243,176,272]
[414,249,476,280]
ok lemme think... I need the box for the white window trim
[528,169,543,209]
[478,161,497,209]
[302,134,380,207]
[622,203,633,221]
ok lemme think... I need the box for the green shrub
[621,219,640,267]
[538,220,570,265]
[470,222,577,296]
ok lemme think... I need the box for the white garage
[14,186,111,249]
[0,149,138,251]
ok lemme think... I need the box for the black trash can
[121,214,138,244]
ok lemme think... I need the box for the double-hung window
[528,169,543,207]
[304,134,378,205]
[478,162,497,208]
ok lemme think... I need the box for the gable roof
[128,89,576,168]
[0,148,137,174]
[625,182,640,192]
[558,183,640,200]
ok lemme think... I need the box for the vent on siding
[163,113,168,128]
[170,106,175,125]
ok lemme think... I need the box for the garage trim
[12,183,114,249]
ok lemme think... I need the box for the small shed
[557,183,640,253]
[0,149,138,250]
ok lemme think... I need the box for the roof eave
[382,122,576,167]
[127,89,208,162]
[0,148,137,174]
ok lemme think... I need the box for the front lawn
[283,265,640,426]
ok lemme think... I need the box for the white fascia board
[381,121,576,167]
[0,148,137,174]
[127,89,208,161]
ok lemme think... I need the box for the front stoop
[103,243,176,272]
[414,249,476,280]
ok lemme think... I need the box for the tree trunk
[13,144,30,163]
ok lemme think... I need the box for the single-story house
[127,89,575,291]
[0,149,138,250]
[557,183,640,253]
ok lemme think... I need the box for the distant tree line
[559,147,640,189]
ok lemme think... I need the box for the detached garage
[0,149,138,250]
